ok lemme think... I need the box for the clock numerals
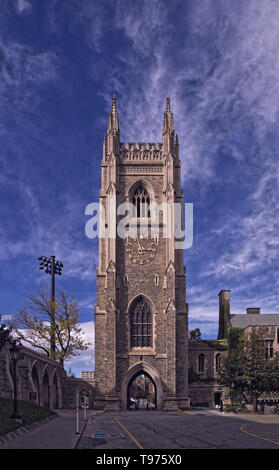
[126,237,156,265]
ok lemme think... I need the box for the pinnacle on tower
[106,95,120,155]
[163,96,174,136]
[112,94,116,113]
[162,97,175,155]
[166,96,171,113]
[108,95,119,135]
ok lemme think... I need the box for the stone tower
[94,96,190,410]
[217,290,231,340]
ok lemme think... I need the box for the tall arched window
[132,186,151,217]
[130,296,152,347]
[198,354,205,373]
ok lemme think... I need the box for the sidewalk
[0,409,90,449]
[181,408,279,423]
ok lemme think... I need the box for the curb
[0,415,58,447]
[70,418,89,449]
[70,410,105,449]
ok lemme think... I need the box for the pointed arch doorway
[120,362,164,410]
[127,371,156,410]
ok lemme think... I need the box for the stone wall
[0,341,94,409]
[188,340,227,407]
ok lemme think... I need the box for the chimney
[246,308,260,314]
[218,290,231,340]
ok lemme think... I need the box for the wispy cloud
[90,1,279,189]
[65,320,95,373]
[16,0,32,14]
[0,35,57,114]
[204,161,279,277]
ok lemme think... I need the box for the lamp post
[231,381,235,413]
[38,256,63,360]
[10,342,22,419]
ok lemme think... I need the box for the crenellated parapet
[119,142,163,161]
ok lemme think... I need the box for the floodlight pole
[38,255,63,361]
[50,256,56,361]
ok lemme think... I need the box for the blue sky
[1,0,279,377]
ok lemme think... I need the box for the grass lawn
[0,399,57,437]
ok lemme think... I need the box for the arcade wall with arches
[0,340,94,409]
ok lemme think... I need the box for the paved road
[1,409,279,449]
[78,410,279,450]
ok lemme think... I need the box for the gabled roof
[230,314,279,328]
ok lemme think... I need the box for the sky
[1,0,279,377]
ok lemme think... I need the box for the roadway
[77,409,279,449]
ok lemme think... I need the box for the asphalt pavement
[77,409,279,450]
[1,408,279,450]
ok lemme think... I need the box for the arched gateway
[94,96,190,410]
[121,362,163,410]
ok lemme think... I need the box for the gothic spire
[108,95,119,135]
[106,95,120,155]
[162,97,175,156]
[163,96,174,136]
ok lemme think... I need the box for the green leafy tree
[189,328,202,341]
[218,328,279,411]
[10,286,90,367]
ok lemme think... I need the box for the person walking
[219,398,224,413]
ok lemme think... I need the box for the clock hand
[136,237,143,254]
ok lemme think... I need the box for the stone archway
[127,370,156,410]
[120,362,164,410]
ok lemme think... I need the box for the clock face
[126,237,156,265]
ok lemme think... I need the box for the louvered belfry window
[130,296,152,347]
[132,186,151,218]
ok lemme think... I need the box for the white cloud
[0,35,57,114]
[16,0,32,14]
[15,321,95,377]
[204,161,279,277]
[65,321,95,374]
[102,1,279,184]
